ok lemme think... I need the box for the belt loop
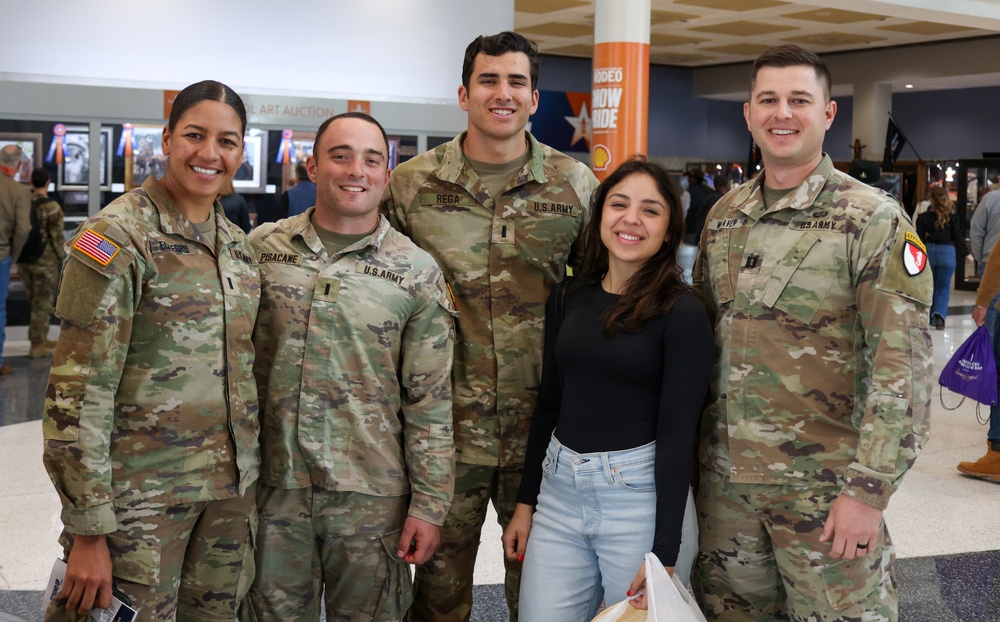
[602,452,614,484]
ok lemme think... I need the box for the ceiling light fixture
[905,84,914,89]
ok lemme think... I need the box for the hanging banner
[591,43,648,178]
[591,0,650,180]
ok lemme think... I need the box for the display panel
[58,126,113,191]
[0,132,42,184]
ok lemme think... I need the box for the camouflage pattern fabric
[384,131,596,622]
[405,463,523,622]
[694,155,932,502]
[692,156,932,620]
[694,470,897,621]
[382,131,598,468]
[246,485,410,622]
[18,196,65,345]
[45,488,256,622]
[42,175,260,534]
[249,211,456,524]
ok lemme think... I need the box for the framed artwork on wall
[233,128,268,193]
[279,130,315,194]
[58,126,113,191]
[125,124,167,190]
[0,132,43,184]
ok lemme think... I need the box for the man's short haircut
[295,162,309,181]
[0,144,22,168]
[31,168,50,189]
[749,44,832,102]
[313,112,390,162]
[462,31,540,91]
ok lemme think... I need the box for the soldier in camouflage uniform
[246,112,456,622]
[692,45,933,621]
[19,167,65,359]
[383,31,599,622]
[42,81,260,622]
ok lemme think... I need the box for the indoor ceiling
[514,0,998,68]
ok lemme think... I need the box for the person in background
[679,169,721,284]
[502,157,712,621]
[383,30,598,622]
[219,178,252,233]
[916,185,970,329]
[279,162,316,219]
[246,112,457,622]
[18,167,65,358]
[694,44,932,621]
[0,144,32,375]
[42,80,260,622]
[960,187,1000,481]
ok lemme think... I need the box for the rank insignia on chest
[74,229,121,266]
[903,231,928,276]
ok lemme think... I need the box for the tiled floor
[2,291,999,621]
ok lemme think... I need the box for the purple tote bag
[939,325,998,407]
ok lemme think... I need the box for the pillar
[591,0,650,179]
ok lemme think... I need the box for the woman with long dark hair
[917,185,970,329]
[502,156,713,620]
[43,80,260,621]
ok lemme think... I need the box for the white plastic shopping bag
[591,597,647,622]
[591,552,706,622]
[646,552,707,622]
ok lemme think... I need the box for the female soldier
[43,80,260,621]
[502,157,713,621]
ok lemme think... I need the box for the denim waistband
[546,435,655,481]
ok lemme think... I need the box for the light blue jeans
[981,263,1000,442]
[519,436,697,622]
[927,242,956,321]
[0,256,10,365]
[678,243,698,285]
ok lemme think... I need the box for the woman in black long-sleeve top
[501,157,713,621]
[917,185,971,329]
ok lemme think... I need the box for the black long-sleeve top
[916,210,967,257]
[516,279,714,564]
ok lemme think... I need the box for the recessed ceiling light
[905,84,914,88]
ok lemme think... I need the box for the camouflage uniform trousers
[406,463,523,622]
[693,469,898,622]
[18,260,58,345]
[246,484,410,622]
[45,485,257,622]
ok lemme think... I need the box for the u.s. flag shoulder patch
[902,231,928,276]
[74,229,121,266]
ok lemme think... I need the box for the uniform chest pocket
[704,228,735,306]
[763,234,848,325]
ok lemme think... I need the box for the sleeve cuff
[407,492,451,527]
[61,503,117,536]
[840,470,898,511]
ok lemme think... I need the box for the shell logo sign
[592,145,612,171]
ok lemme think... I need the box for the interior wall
[0,0,512,105]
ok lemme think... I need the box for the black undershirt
[516,279,714,564]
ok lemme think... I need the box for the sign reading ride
[590,42,648,179]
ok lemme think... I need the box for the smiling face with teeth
[458,51,539,162]
[307,115,390,234]
[744,65,837,187]
[598,172,671,279]
[160,99,244,220]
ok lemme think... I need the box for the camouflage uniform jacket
[250,212,457,525]
[43,176,261,536]
[18,195,65,270]
[383,131,597,467]
[694,155,933,510]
